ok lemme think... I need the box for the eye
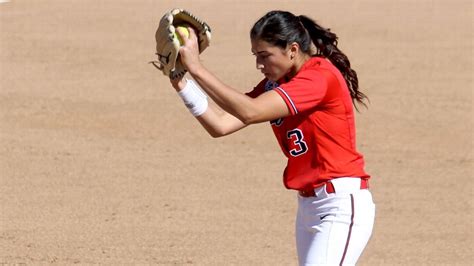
[256,54,270,60]
[252,52,270,59]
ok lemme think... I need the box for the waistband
[298,178,369,198]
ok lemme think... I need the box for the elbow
[209,131,226,138]
[239,113,261,125]
[244,118,260,125]
[234,105,268,125]
[206,127,230,138]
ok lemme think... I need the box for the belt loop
[325,181,336,194]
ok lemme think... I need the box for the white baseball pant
[296,177,376,266]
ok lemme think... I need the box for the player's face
[251,39,293,82]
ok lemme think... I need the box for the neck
[285,54,311,81]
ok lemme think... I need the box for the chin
[264,73,278,82]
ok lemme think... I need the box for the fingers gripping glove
[151,8,212,79]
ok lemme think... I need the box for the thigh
[295,190,375,266]
[338,190,376,265]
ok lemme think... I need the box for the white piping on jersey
[275,87,298,114]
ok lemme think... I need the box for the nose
[255,56,264,70]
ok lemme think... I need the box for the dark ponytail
[251,11,368,109]
[298,15,368,109]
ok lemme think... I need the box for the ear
[288,42,300,59]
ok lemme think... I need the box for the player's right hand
[176,27,202,74]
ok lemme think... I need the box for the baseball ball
[174,25,190,45]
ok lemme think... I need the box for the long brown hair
[250,11,368,109]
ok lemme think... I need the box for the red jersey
[246,57,369,191]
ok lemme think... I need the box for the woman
[170,10,375,266]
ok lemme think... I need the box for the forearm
[172,78,246,137]
[196,104,247,137]
[188,64,260,124]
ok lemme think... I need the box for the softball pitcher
[159,9,375,266]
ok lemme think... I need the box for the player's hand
[176,27,202,74]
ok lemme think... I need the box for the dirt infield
[1,0,472,265]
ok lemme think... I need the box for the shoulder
[286,57,347,89]
[282,58,329,89]
[298,57,328,79]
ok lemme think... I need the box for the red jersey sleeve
[274,62,328,115]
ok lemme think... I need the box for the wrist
[187,62,205,76]
[170,76,188,92]
[177,79,208,117]
[175,78,187,92]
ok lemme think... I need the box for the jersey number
[287,129,308,157]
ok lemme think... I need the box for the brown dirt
[1,0,472,265]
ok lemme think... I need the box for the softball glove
[150,8,212,79]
